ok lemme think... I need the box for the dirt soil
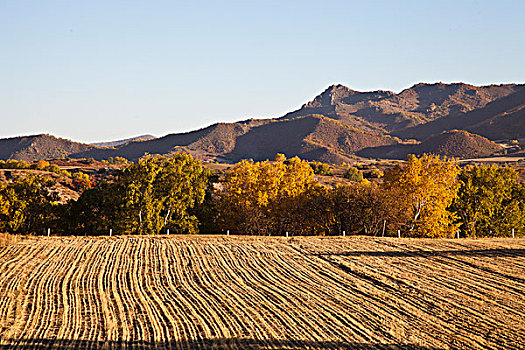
[0,236,523,349]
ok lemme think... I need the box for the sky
[1,0,524,143]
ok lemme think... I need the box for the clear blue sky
[1,0,524,143]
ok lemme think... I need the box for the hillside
[73,119,270,161]
[74,116,398,163]
[359,130,502,159]
[0,134,97,161]
[281,83,520,134]
[92,134,156,147]
[394,86,525,140]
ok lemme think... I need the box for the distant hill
[74,116,398,163]
[0,134,96,161]
[358,130,502,159]
[393,86,525,140]
[92,135,156,148]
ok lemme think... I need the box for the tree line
[0,153,523,238]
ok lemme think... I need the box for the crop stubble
[0,236,523,349]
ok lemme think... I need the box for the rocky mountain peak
[303,84,357,108]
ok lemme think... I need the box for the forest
[0,153,523,238]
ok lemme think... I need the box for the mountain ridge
[92,135,156,148]
[1,81,523,163]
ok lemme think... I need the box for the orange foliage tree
[383,154,460,238]
[216,154,318,235]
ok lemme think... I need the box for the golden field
[0,235,523,349]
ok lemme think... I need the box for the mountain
[393,85,525,140]
[282,83,520,134]
[358,130,503,159]
[0,134,96,162]
[0,82,522,164]
[92,135,156,148]
[73,115,398,163]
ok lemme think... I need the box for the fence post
[109,228,112,237]
[227,230,229,236]
[342,230,346,237]
[47,228,50,237]
[167,228,170,235]
[512,228,515,238]
[456,230,459,239]
[382,220,386,237]
[286,231,289,238]
[397,230,401,238]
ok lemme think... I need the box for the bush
[32,160,50,170]
[309,162,334,176]
[45,164,63,175]
[343,167,363,182]
[368,169,383,179]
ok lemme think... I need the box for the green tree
[451,165,525,237]
[343,167,363,182]
[117,153,209,234]
[65,180,122,235]
[0,175,58,234]
[68,153,209,235]
[309,161,334,176]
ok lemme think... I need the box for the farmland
[0,236,523,349]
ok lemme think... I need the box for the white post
[47,228,50,237]
[167,228,169,235]
[512,228,515,238]
[397,230,401,238]
[109,228,112,237]
[164,209,170,225]
[227,230,229,236]
[286,231,289,238]
[456,230,459,239]
[382,220,386,237]
[342,230,346,237]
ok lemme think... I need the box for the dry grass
[0,235,523,349]
[0,232,18,247]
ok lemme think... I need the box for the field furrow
[0,236,523,350]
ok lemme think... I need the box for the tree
[31,160,50,170]
[65,180,122,235]
[276,185,333,236]
[309,161,334,176]
[383,154,460,238]
[216,154,317,235]
[451,165,525,237]
[0,175,58,234]
[117,153,209,234]
[71,172,93,192]
[66,153,209,235]
[328,183,408,236]
[343,167,363,182]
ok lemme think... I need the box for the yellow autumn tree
[383,154,460,238]
[216,154,317,235]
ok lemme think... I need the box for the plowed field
[0,236,523,349]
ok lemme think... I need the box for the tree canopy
[383,154,461,238]
[452,165,525,237]
[216,154,317,235]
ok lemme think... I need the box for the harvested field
[0,236,523,349]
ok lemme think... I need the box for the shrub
[343,167,363,182]
[309,162,334,176]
